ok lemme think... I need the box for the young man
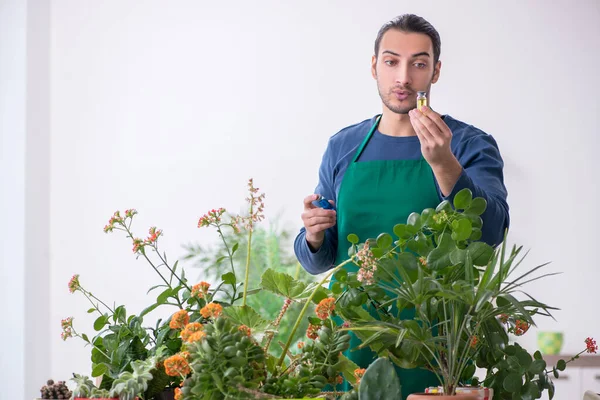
[293,14,510,397]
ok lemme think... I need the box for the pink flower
[586,337,598,354]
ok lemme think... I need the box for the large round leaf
[503,373,523,393]
[453,188,473,210]
[376,233,393,250]
[466,197,487,215]
[467,241,494,266]
[407,212,422,229]
[347,233,359,244]
[451,218,472,242]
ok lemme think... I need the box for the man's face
[371,30,441,115]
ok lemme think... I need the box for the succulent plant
[180,317,266,399]
[71,373,96,398]
[109,357,155,400]
[39,379,72,399]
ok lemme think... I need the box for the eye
[414,62,427,69]
[384,59,397,66]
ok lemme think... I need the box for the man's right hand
[302,194,337,251]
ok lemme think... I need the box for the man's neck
[377,108,416,137]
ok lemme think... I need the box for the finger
[305,214,336,226]
[303,194,319,210]
[412,108,444,142]
[410,110,434,143]
[420,106,452,138]
[307,221,337,234]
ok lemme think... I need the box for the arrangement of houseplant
[55,178,595,399]
[328,189,596,399]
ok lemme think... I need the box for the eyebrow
[382,50,431,58]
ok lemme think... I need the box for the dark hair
[374,14,441,64]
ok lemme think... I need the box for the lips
[392,90,410,101]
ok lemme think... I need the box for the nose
[395,62,411,87]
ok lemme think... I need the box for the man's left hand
[408,106,455,168]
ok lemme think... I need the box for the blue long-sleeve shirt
[294,114,510,275]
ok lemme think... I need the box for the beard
[377,83,415,115]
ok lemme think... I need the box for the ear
[371,55,377,80]
[432,60,442,84]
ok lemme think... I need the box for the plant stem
[216,224,237,303]
[242,225,253,307]
[152,244,192,292]
[82,289,114,315]
[263,298,292,353]
[276,260,351,368]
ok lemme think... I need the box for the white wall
[0,0,50,399]
[2,0,599,394]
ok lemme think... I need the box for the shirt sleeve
[293,138,339,275]
[438,134,510,247]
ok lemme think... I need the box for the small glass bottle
[417,91,427,111]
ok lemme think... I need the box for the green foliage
[358,357,402,400]
[180,317,266,399]
[109,357,155,400]
[336,188,560,397]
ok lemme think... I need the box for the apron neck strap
[352,115,381,163]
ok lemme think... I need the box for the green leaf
[156,287,173,305]
[333,268,348,283]
[503,372,523,393]
[421,208,435,225]
[139,303,160,318]
[376,233,393,250]
[93,315,108,331]
[529,359,546,374]
[81,333,90,343]
[426,232,455,270]
[453,188,473,210]
[146,284,167,295]
[259,268,307,299]
[407,212,422,229]
[308,316,322,326]
[470,228,482,241]
[222,272,236,286]
[215,255,227,265]
[222,305,269,331]
[359,357,402,400]
[556,359,566,371]
[331,281,343,295]
[398,252,419,284]
[311,286,329,304]
[534,350,543,360]
[451,218,472,242]
[91,363,108,378]
[393,224,411,240]
[466,197,487,215]
[338,354,359,386]
[525,381,541,399]
[231,242,239,256]
[467,241,494,266]
[516,349,532,369]
[87,308,96,313]
[113,305,126,323]
[347,234,359,244]
[436,200,452,213]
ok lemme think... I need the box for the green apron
[331,115,441,399]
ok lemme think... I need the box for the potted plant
[327,188,595,399]
[37,379,72,399]
[59,179,595,399]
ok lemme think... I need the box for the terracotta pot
[407,394,479,400]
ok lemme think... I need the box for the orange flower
[68,275,80,293]
[187,331,207,343]
[60,317,73,341]
[297,341,305,350]
[418,256,427,267]
[132,238,144,253]
[174,388,182,400]
[145,226,162,244]
[198,208,226,228]
[514,320,529,336]
[470,335,478,348]
[180,322,204,342]
[238,325,251,337]
[164,354,191,377]
[316,298,336,320]
[306,323,320,340]
[335,375,343,385]
[586,337,598,354]
[200,302,223,319]
[169,310,190,330]
[354,368,366,385]
[191,282,211,299]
